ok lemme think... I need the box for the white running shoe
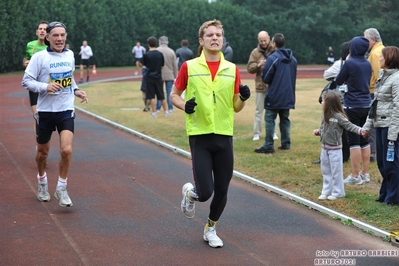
[203,226,223,248]
[318,195,327,200]
[327,195,338,201]
[343,174,364,185]
[37,182,50,202]
[252,134,260,141]
[273,133,279,140]
[360,171,370,183]
[54,187,73,207]
[181,183,195,218]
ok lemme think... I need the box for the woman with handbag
[362,46,399,205]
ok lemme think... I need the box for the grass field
[75,78,399,237]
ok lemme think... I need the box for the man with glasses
[22,21,88,207]
[246,31,274,141]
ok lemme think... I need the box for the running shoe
[54,187,73,207]
[37,182,50,202]
[203,226,223,248]
[343,174,364,185]
[181,183,195,218]
[360,171,370,183]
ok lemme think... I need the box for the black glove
[185,97,197,114]
[239,84,251,101]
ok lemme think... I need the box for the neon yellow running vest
[185,52,236,136]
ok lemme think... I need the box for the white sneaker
[343,174,364,185]
[150,113,157,118]
[203,226,223,248]
[54,187,73,207]
[181,183,195,218]
[327,195,338,200]
[37,182,50,202]
[164,111,171,117]
[273,133,279,140]
[318,195,327,200]
[252,134,260,141]
[360,171,370,183]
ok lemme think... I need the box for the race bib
[49,71,73,94]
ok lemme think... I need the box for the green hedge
[1,0,398,73]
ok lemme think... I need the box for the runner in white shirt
[132,41,146,75]
[79,40,93,83]
[22,21,88,208]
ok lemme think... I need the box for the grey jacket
[157,44,178,81]
[319,113,361,149]
[222,44,233,62]
[363,69,399,140]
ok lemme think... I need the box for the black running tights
[189,134,234,222]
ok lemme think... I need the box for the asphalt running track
[1,68,398,266]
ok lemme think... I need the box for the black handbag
[368,99,378,119]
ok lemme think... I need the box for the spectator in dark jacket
[255,33,297,154]
[336,36,372,185]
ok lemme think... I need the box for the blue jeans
[156,80,173,111]
[375,127,399,204]
[263,109,290,150]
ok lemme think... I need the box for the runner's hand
[239,84,250,101]
[185,97,197,114]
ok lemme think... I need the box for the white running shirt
[132,45,146,58]
[80,45,93,59]
[22,48,79,112]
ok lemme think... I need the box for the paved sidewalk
[1,69,398,265]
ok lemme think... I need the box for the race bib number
[49,71,73,94]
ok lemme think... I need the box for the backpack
[318,80,345,104]
[318,61,345,104]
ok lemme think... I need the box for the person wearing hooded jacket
[336,36,372,185]
[255,33,297,154]
[221,37,233,62]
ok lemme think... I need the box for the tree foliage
[1,0,398,72]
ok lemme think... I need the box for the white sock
[56,177,67,190]
[37,172,47,184]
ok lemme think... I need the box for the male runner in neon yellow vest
[170,19,251,248]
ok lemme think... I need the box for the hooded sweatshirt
[336,36,372,108]
[261,47,297,109]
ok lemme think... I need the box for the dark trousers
[189,134,234,221]
[375,127,399,204]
